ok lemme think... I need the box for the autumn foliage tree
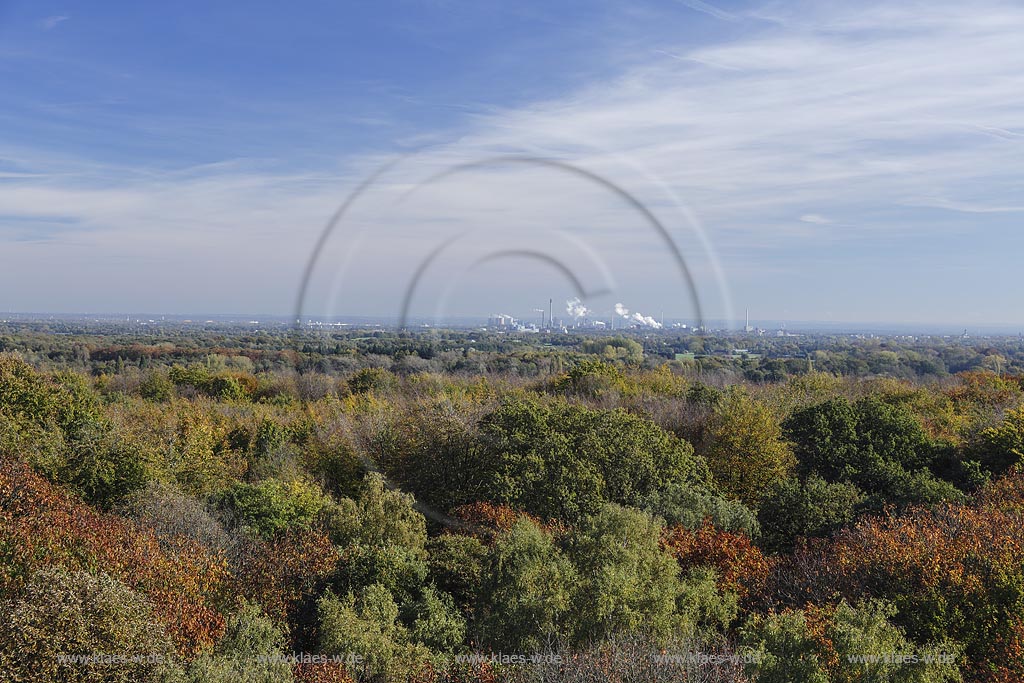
[768,470,1024,682]
[662,519,772,603]
[702,389,795,506]
[7,336,1024,683]
[0,458,228,656]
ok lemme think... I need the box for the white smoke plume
[631,312,662,328]
[614,302,662,329]
[566,297,589,319]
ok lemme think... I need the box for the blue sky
[1,0,1022,326]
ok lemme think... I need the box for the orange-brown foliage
[769,469,1024,682]
[0,458,228,656]
[451,501,534,533]
[450,501,565,538]
[946,371,1023,410]
[661,520,772,600]
[978,465,1024,510]
[293,662,356,683]
[233,528,339,624]
[407,661,501,683]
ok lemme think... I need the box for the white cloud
[674,0,738,23]
[40,15,69,30]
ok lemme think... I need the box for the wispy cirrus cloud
[673,0,739,23]
[39,15,69,30]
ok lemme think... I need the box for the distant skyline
[3,311,1022,338]
[1,1,1022,324]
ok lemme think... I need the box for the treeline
[2,337,1024,682]
[4,325,1024,381]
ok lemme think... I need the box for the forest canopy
[2,325,1024,682]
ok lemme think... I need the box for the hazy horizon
[4,309,1023,336]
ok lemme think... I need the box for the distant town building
[487,314,517,329]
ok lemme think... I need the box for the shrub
[317,584,430,682]
[564,505,683,642]
[347,368,397,396]
[407,585,466,653]
[477,518,575,652]
[0,567,174,683]
[172,600,293,683]
[426,534,488,616]
[740,601,961,683]
[703,389,795,506]
[219,478,330,537]
[757,475,864,552]
[139,370,175,402]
